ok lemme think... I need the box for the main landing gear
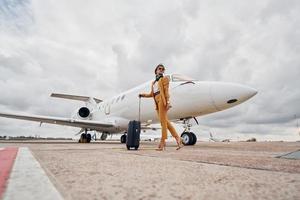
[79,129,91,143]
[120,134,127,144]
[100,133,108,140]
[181,118,198,145]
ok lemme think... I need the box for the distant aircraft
[0,74,257,145]
[245,137,257,142]
[209,132,231,142]
[140,132,161,142]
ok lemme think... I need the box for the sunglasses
[158,67,165,71]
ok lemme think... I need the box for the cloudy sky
[0,0,299,141]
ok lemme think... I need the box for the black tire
[86,133,91,143]
[80,133,87,143]
[126,145,130,150]
[181,132,194,145]
[134,145,139,150]
[190,132,197,145]
[100,133,108,140]
[121,135,127,144]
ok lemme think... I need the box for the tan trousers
[155,94,179,141]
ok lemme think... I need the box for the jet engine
[78,107,90,118]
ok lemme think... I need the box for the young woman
[139,64,183,151]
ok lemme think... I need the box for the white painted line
[3,147,63,200]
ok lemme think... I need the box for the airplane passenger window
[116,96,120,103]
[121,95,125,100]
[172,74,197,82]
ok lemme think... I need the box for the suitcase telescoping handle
[138,96,141,121]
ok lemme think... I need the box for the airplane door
[105,104,110,115]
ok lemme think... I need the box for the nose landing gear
[181,118,198,145]
[181,132,197,145]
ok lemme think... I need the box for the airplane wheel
[126,145,139,150]
[80,133,87,143]
[121,134,127,143]
[181,132,194,145]
[190,132,197,145]
[100,133,108,140]
[86,133,91,143]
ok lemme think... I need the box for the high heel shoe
[176,137,184,150]
[156,140,166,151]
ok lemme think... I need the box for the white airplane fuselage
[87,75,257,134]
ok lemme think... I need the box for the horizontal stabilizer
[51,93,102,103]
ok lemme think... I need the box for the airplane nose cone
[210,82,258,111]
[244,87,258,99]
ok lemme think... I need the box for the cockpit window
[171,74,197,82]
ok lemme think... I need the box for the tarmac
[0,140,300,200]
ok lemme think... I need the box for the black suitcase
[126,120,141,150]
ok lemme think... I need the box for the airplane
[209,132,231,142]
[0,74,257,145]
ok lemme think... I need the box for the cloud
[0,0,299,140]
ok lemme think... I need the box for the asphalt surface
[0,140,300,200]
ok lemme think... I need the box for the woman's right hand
[167,103,172,110]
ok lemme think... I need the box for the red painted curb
[0,147,18,199]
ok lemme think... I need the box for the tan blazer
[142,76,170,110]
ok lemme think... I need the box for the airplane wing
[0,112,114,130]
